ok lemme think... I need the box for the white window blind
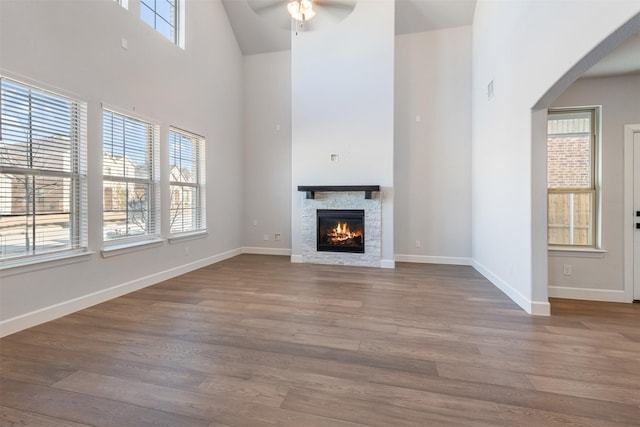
[103,109,159,243]
[0,77,87,262]
[169,128,205,235]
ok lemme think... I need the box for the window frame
[168,127,206,237]
[102,108,160,247]
[140,0,179,44]
[0,77,88,265]
[112,0,129,9]
[547,106,601,249]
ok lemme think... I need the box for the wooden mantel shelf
[297,185,380,200]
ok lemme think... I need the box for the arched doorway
[531,13,640,305]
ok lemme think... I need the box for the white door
[634,131,640,300]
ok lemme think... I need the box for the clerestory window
[141,0,178,44]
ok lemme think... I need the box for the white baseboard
[472,259,551,316]
[395,254,472,266]
[380,259,395,269]
[548,285,632,303]
[242,247,291,256]
[0,248,242,338]
[290,254,394,269]
[530,300,552,315]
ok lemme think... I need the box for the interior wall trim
[394,254,472,266]
[472,259,551,316]
[0,248,242,338]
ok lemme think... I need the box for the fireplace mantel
[297,185,380,200]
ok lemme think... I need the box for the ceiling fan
[247,0,357,31]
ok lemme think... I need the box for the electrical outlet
[415,240,421,248]
[274,233,281,241]
[563,264,572,276]
[263,234,269,241]
[184,246,190,256]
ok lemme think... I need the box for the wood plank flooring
[1,254,639,426]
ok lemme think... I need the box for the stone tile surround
[301,191,381,267]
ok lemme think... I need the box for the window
[169,128,205,235]
[141,0,177,43]
[103,110,159,244]
[0,78,87,262]
[547,107,599,247]
[113,0,128,9]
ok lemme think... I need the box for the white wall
[548,74,640,302]
[0,0,244,335]
[243,51,292,254]
[394,26,472,264]
[290,0,395,266]
[472,1,640,314]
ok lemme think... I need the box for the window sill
[0,250,94,278]
[101,238,164,258]
[168,230,208,244]
[548,247,607,258]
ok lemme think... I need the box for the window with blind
[141,0,177,43]
[103,110,159,244]
[0,78,87,262]
[547,107,599,247]
[169,128,205,235]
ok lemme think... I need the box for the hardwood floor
[1,254,639,426]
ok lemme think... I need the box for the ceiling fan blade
[248,0,283,16]
[247,0,293,31]
[315,0,357,11]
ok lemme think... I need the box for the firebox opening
[317,209,365,253]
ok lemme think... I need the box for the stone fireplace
[298,186,381,267]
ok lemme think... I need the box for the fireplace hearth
[317,209,365,253]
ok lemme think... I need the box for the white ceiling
[220,0,640,78]
[581,31,640,78]
[221,0,477,55]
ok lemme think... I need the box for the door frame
[623,124,640,302]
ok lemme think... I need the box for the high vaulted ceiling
[221,0,640,79]
[221,0,477,55]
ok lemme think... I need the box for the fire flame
[328,222,362,244]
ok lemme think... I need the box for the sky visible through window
[140,0,176,43]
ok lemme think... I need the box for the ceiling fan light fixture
[287,0,315,22]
